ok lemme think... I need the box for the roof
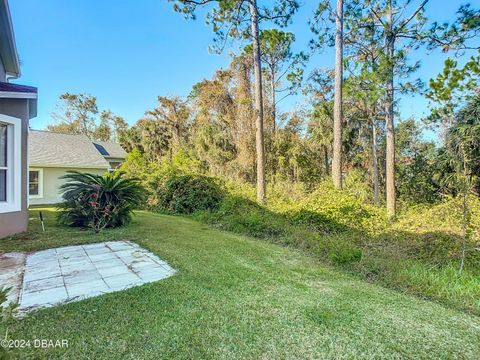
[0,0,20,77]
[0,82,38,119]
[93,141,127,159]
[0,82,37,94]
[0,81,38,111]
[29,130,111,169]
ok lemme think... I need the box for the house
[93,141,127,169]
[0,0,38,238]
[28,130,126,205]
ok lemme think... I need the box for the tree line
[46,0,479,219]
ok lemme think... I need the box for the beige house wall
[29,167,107,205]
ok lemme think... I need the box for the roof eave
[104,156,126,160]
[28,163,110,170]
[0,91,38,119]
[0,91,37,99]
[0,0,20,78]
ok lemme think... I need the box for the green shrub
[118,149,202,208]
[58,171,144,232]
[201,195,286,238]
[393,196,480,269]
[295,182,388,235]
[344,168,373,203]
[289,209,347,233]
[159,175,224,214]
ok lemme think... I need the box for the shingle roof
[29,130,110,169]
[93,141,126,159]
[0,82,37,93]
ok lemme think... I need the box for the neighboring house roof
[0,0,20,78]
[93,141,127,159]
[29,130,111,169]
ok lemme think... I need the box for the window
[0,115,21,213]
[29,171,39,195]
[28,169,43,198]
[109,161,122,170]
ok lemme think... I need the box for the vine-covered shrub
[289,209,348,234]
[58,171,144,232]
[204,195,287,238]
[302,182,388,235]
[159,175,224,214]
[392,196,480,267]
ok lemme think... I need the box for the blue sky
[8,0,473,132]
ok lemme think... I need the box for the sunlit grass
[0,209,479,359]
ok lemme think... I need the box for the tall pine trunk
[332,0,343,189]
[323,145,329,176]
[234,55,255,181]
[271,71,276,133]
[271,70,277,180]
[249,0,266,204]
[371,120,380,204]
[385,1,396,219]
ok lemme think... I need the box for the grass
[191,187,480,316]
[1,208,479,359]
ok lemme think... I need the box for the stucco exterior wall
[0,98,30,238]
[29,167,107,205]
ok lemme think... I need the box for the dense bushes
[158,175,224,214]
[118,148,203,208]
[301,183,388,234]
[201,195,287,238]
[58,171,144,232]
[392,197,480,267]
[289,209,348,234]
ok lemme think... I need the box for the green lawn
[1,209,479,359]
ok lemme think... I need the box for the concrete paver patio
[0,252,26,305]
[0,241,175,313]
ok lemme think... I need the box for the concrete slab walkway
[0,241,175,313]
[0,252,26,305]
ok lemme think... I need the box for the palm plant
[58,171,144,232]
